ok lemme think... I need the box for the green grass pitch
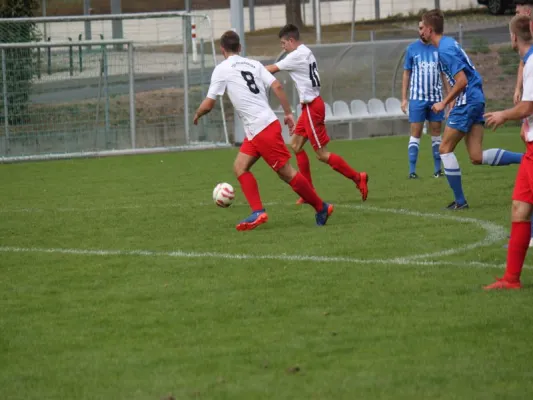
[2,128,533,399]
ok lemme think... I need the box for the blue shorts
[446,102,485,134]
[408,100,444,123]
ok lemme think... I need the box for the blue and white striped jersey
[404,40,443,102]
[437,36,484,106]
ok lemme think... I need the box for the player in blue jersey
[421,9,523,210]
[402,20,449,179]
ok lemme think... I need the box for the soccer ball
[212,182,235,208]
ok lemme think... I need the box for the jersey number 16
[309,62,321,87]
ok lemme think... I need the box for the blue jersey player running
[402,20,448,179]
[421,9,523,210]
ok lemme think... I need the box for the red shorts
[294,96,330,151]
[239,120,291,171]
[512,147,533,204]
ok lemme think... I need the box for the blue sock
[441,152,466,205]
[408,136,420,174]
[482,148,523,166]
[431,136,442,173]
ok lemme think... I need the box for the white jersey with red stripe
[207,55,278,141]
[522,47,533,143]
[275,44,321,104]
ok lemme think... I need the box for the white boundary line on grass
[0,203,510,269]
[0,245,515,269]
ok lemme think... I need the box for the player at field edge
[513,0,533,247]
[264,24,369,205]
[401,20,451,179]
[484,15,533,290]
[193,30,334,231]
[513,0,533,106]
[420,9,523,210]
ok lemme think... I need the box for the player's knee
[316,151,330,163]
[277,164,296,183]
[233,161,247,177]
[290,141,303,153]
[511,201,532,222]
[469,154,483,165]
[439,142,452,155]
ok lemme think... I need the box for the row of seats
[326,98,407,123]
[283,98,407,123]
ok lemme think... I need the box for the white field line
[0,245,515,270]
[0,203,511,268]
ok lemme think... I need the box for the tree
[285,0,304,28]
[0,0,39,125]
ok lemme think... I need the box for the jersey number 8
[241,71,260,94]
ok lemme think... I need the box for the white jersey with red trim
[275,44,321,104]
[207,55,278,140]
[523,47,533,143]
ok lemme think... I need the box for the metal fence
[0,11,230,162]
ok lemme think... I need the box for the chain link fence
[0,12,230,161]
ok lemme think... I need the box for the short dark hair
[278,24,300,40]
[511,14,532,42]
[220,30,240,53]
[422,9,444,35]
[515,0,533,6]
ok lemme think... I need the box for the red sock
[289,172,323,212]
[503,221,531,283]
[296,150,314,187]
[327,153,361,183]
[238,172,263,212]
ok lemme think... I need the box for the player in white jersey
[193,30,333,231]
[265,24,369,205]
[484,15,533,289]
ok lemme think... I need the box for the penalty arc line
[0,245,519,270]
[0,203,512,268]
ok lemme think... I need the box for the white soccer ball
[212,182,235,208]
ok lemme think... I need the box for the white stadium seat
[385,97,405,117]
[332,100,352,119]
[350,99,371,119]
[367,98,388,117]
[325,102,334,119]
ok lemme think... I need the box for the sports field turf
[1,128,532,399]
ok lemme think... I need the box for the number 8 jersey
[275,44,321,104]
[207,55,278,140]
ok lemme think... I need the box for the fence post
[315,0,322,44]
[371,30,376,98]
[68,37,73,76]
[78,34,83,73]
[350,0,356,42]
[249,0,255,32]
[200,38,207,141]
[183,16,190,144]
[459,24,463,46]
[2,48,9,149]
[103,46,110,148]
[374,0,380,20]
[47,37,51,75]
[37,46,41,79]
[127,43,136,149]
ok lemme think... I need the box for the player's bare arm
[265,64,280,74]
[270,80,295,132]
[515,61,525,105]
[441,73,455,116]
[193,98,216,125]
[431,70,467,113]
[485,101,533,130]
[401,70,410,114]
